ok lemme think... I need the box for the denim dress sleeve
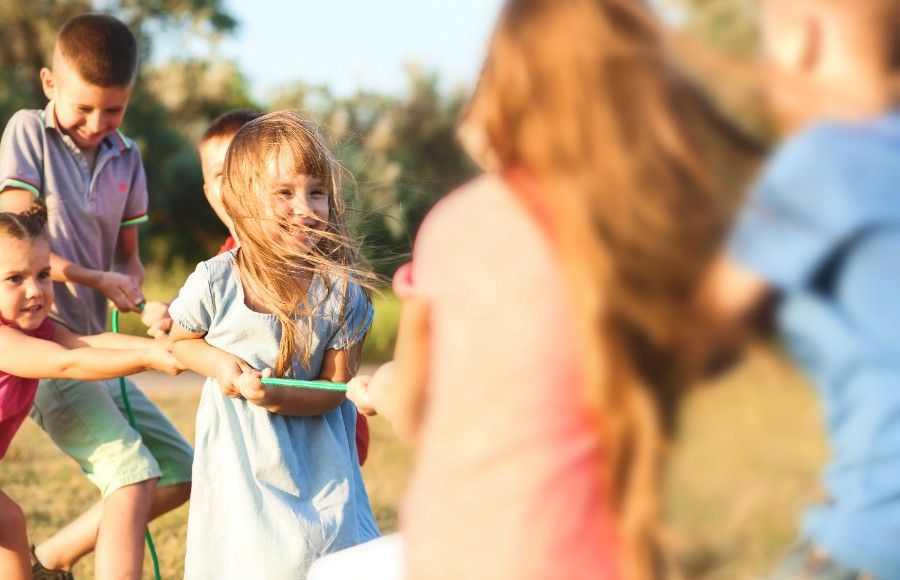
[326,280,375,351]
[168,259,215,334]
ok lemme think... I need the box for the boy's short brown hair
[200,110,264,146]
[56,13,137,87]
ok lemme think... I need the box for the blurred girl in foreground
[315,0,757,577]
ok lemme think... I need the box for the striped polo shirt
[0,101,149,334]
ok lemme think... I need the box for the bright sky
[212,0,506,99]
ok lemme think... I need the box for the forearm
[262,386,346,416]
[77,332,156,350]
[390,299,429,443]
[50,251,102,286]
[31,348,152,381]
[115,251,144,285]
[115,226,144,285]
[172,338,234,377]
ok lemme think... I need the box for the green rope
[111,309,162,580]
[259,377,348,392]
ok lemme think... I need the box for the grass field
[1,270,829,578]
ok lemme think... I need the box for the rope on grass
[111,309,162,580]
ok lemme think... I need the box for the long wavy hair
[462,0,760,576]
[221,111,377,376]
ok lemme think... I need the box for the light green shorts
[29,377,193,498]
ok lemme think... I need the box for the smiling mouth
[20,304,43,314]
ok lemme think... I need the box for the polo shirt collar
[41,101,133,155]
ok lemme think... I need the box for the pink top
[402,174,620,579]
[0,317,54,459]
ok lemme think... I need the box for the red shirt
[0,318,54,459]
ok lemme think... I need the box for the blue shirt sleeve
[835,227,900,349]
[728,124,870,290]
[326,280,374,351]
[169,260,215,335]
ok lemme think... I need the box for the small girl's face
[0,235,53,331]
[263,148,330,254]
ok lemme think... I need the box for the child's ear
[39,67,55,101]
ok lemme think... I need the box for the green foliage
[0,1,478,278]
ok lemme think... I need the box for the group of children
[0,0,897,579]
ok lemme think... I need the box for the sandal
[30,545,74,580]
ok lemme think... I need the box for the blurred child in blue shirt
[701,1,900,578]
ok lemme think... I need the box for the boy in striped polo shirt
[0,13,192,579]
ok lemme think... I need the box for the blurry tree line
[0,0,760,278]
[0,0,474,277]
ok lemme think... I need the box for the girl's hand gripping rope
[236,367,274,407]
[216,356,257,399]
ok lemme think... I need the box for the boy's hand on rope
[141,301,173,338]
[236,368,274,407]
[146,339,186,375]
[97,271,145,312]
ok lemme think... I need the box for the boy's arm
[0,325,181,379]
[115,225,145,286]
[0,188,34,213]
[695,255,777,375]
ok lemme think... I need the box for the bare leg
[0,490,30,580]
[34,481,190,573]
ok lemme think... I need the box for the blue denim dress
[169,251,378,579]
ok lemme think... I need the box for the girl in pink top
[335,1,758,578]
[0,203,183,580]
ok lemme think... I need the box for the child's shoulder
[769,115,900,183]
[2,109,47,141]
[192,250,238,288]
[318,271,368,308]
[416,173,516,249]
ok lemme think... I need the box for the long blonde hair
[221,111,377,376]
[464,0,760,576]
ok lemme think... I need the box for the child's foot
[30,545,74,580]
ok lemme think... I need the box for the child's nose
[24,279,43,298]
[86,112,103,133]
[290,195,312,216]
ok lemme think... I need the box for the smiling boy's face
[40,49,133,153]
